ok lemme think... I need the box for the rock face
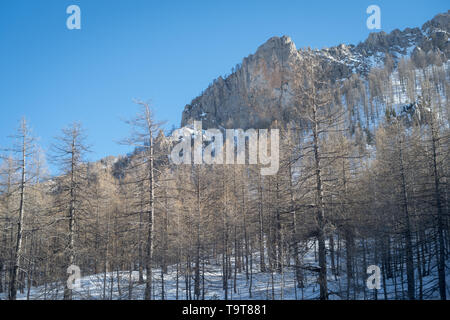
[182,35,300,129]
[181,11,449,129]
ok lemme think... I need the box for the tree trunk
[10,129,27,300]
[312,102,328,300]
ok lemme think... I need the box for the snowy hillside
[4,240,449,300]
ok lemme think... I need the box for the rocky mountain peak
[254,35,297,59]
[181,11,449,129]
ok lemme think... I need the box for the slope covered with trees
[0,14,449,300]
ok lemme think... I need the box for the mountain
[181,11,449,130]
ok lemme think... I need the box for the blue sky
[0,0,447,173]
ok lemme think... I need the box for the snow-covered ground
[2,240,448,300]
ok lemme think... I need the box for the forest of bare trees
[0,53,448,300]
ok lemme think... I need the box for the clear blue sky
[0,0,447,173]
